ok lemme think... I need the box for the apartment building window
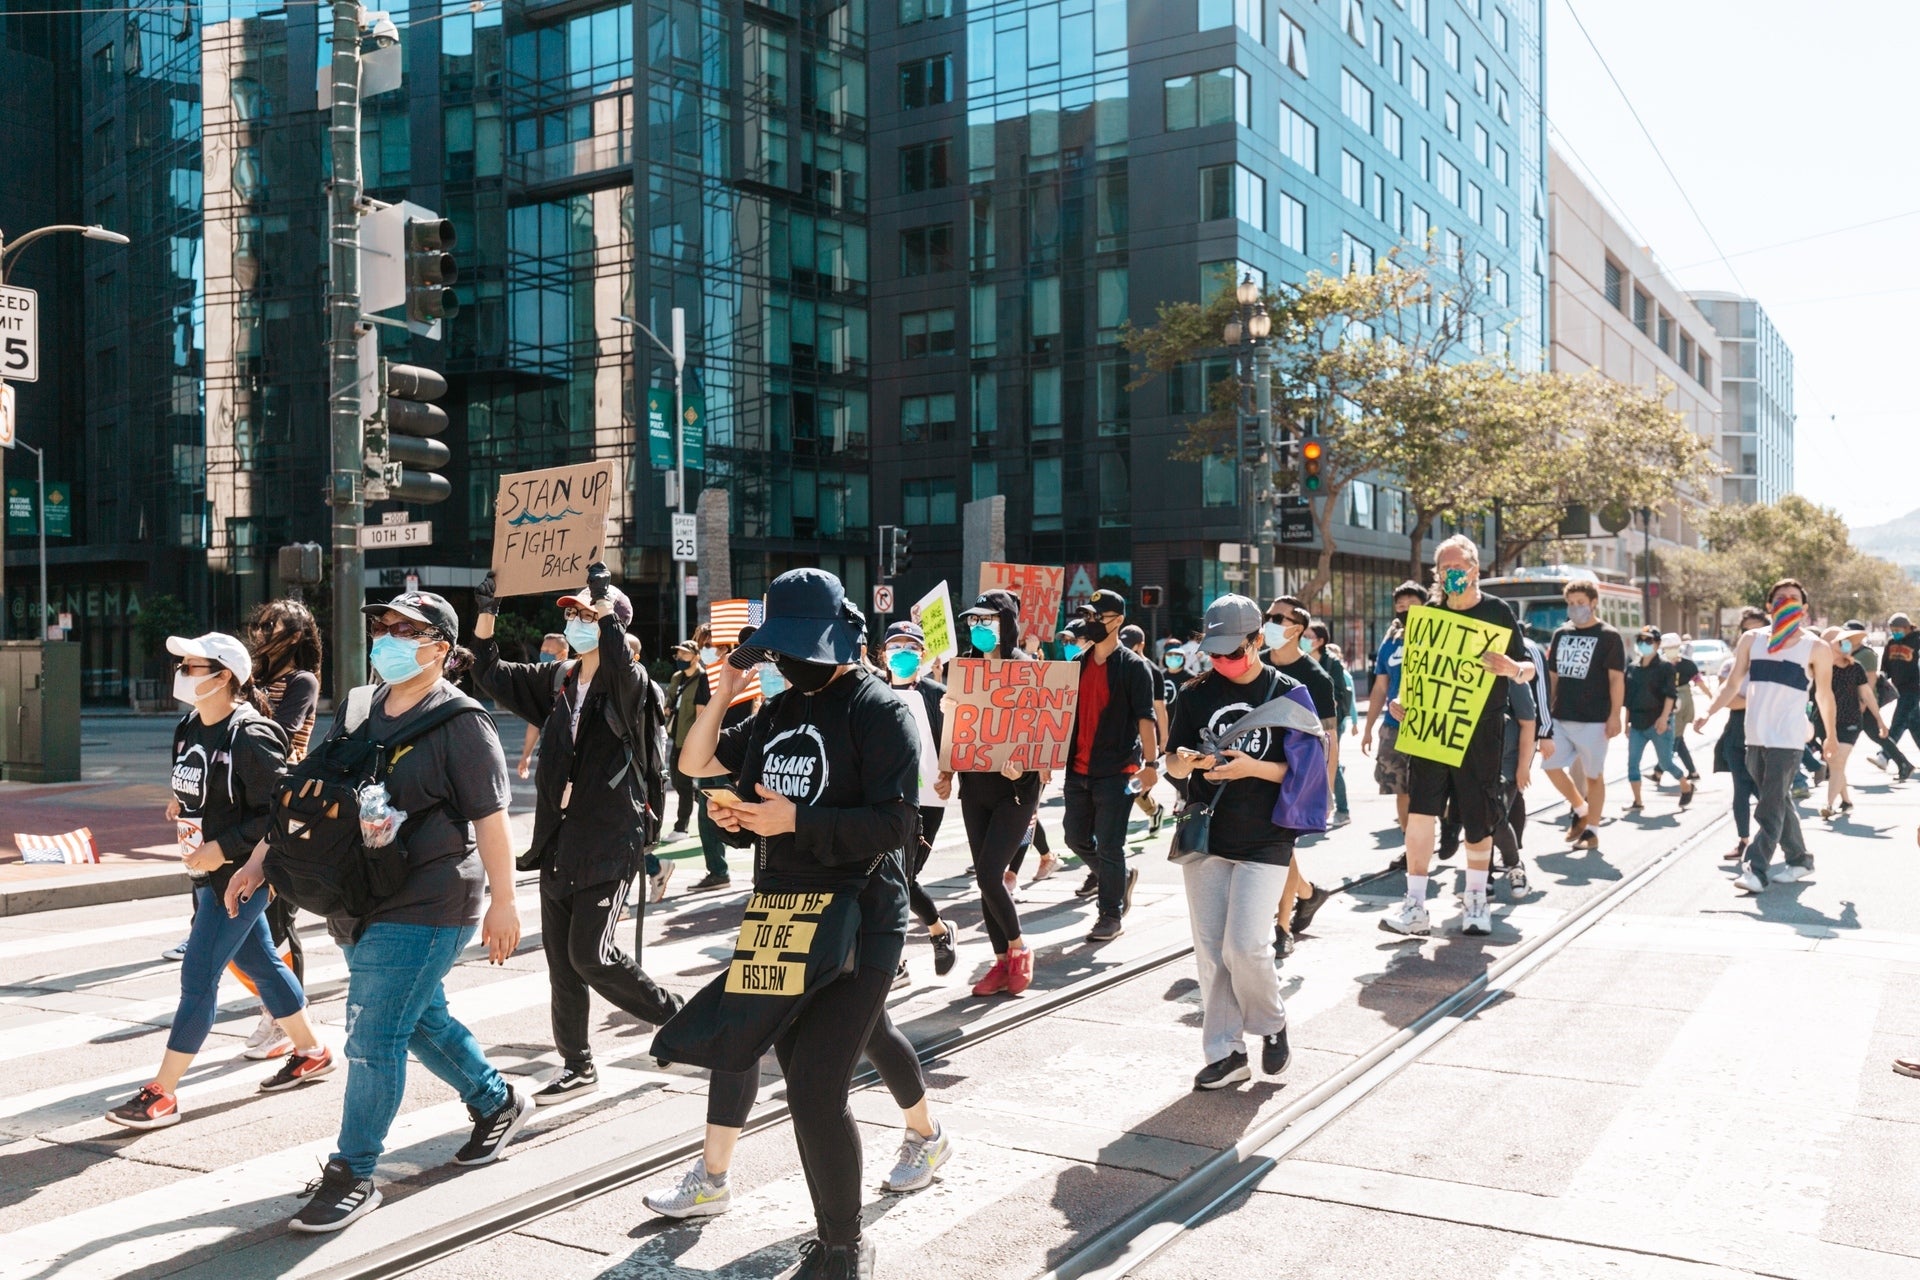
[1202,455,1237,508]
[1494,6,1508,48]
[1495,83,1511,123]
[1031,367,1063,438]
[1348,480,1375,529]
[1391,188,1404,235]
[900,0,951,23]
[1096,173,1128,251]
[1097,267,1128,341]
[1279,192,1306,252]
[1411,0,1429,36]
[1657,313,1672,353]
[1679,332,1694,371]
[900,55,952,108]
[904,478,958,525]
[1342,151,1364,205]
[1443,228,1461,265]
[1474,59,1488,98]
[1492,267,1509,306]
[1201,163,1266,230]
[1410,58,1428,107]
[1383,106,1403,157]
[970,284,996,355]
[1472,252,1489,286]
[1493,144,1508,185]
[901,393,956,442]
[1341,69,1374,133]
[1279,103,1318,173]
[1603,258,1623,310]
[1030,275,1062,350]
[1165,67,1250,130]
[92,120,116,170]
[1341,0,1366,44]
[1494,205,1509,245]
[1697,351,1712,387]
[1443,93,1460,137]
[1201,260,1264,300]
[1436,154,1459,204]
[1443,24,1460,70]
[1632,289,1649,334]
[900,140,951,192]
[91,41,114,98]
[1473,124,1488,165]
[1372,173,1385,220]
[1411,201,1429,242]
[1466,182,1482,223]
[972,371,997,442]
[900,223,954,275]
[1372,17,1385,64]
[1032,457,1063,530]
[1097,360,1132,435]
[1200,0,1265,41]
[970,194,995,268]
[1342,232,1374,275]
[1280,11,1311,76]
[900,308,955,358]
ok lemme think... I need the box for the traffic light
[1301,437,1324,494]
[406,216,458,329]
[891,526,913,575]
[1139,586,1164,609]
[382,361,452,504]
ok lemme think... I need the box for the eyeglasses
[368,618,443,641]
[562,607,598,623]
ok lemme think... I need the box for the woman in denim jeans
[1625,624,1694,812]
[230,590,527,1235]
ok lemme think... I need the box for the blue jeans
[1063,771,1134,918]
[1887,693,1920,753]
[334,923,509,1178]
[1626,725,1678,783]
[169,884,305,1055]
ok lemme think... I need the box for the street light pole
[616,309,687,640]
[1222,274,1272,600]
[325,0,367,698]
[0,223,129,641]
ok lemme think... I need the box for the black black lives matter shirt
[1272,654,1337,721]
[1547,622,1626,724]
[1167,666,1302,864]
[714,666,918,971]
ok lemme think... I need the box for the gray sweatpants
[1181,855,1290,1064]
[1745,744,1812,884]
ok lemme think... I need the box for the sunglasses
[174,660,217,675]
[1266,613,1304,626]
[368,618,444,641]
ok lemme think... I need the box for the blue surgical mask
[699,646,718,664]
[970,623,999,654]
[1635,641,1653,657]
[371,634,430,683]
[1893,631,1907,642]
[886,649,921,680]
[1261,621,1288,649]
[1840,639,1854,655]
[1442,567,1471,596]
[537,652,559,665]
[758,665,787,696]
[1165,652,1185,671]
[564,619,600,653]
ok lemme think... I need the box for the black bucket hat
[744,568,864,664]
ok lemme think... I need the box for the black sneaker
[1193,1051,1250,1091]
[892,960,910,991]
[1147,803,1166,837]
[533,1063,598,1106]
[791,1238,876,1279]
[289,1159,382,1234]
[1261,1028,1292,1076]
[1122,866,1140,916]
[1901,761,1915,783]
[1086,914,1123,943]
[929,925,956,977]
[1273,923,1295,959]
[1289,883,1334,936]
[454,1086,534,1165]
[691,872,732,892]
[1074,871,1100,899]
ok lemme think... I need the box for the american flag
[706,598,764,706]
[16,828,100,865]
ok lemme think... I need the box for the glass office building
[1690,292,1794,506]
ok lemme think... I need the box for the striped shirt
[1743,630,1816,750]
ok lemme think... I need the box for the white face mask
[174,670,219,706]
[1260,621,1288,649]
[699,646,718,665]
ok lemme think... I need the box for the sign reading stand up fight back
[978,562,1065,653]
[1395,604,1514,768]
[939,659,1080,773]
[490,461,617,597]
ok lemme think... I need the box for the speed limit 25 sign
[0,286,38,383]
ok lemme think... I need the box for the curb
[0,865,191,917]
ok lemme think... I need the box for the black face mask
[775,654,839,694]
[1080,618,1110,644]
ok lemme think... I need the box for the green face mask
[970,623,999,654]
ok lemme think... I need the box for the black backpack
[548,659,673,851]
[264,686,488,918]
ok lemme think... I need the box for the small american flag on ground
[16,828,100,865]
[707,598,764,706]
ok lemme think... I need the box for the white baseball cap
[166,632,253,685]
[1660,632,1683,651]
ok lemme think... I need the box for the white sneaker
[1733,868,1766,895]
[1460,892,1492,936]
[648,861,674,903]
[1505,862,1530,897]
[243,1010,295,1060]
[160,936,190,963]
[1869,753,1889,772]
[1771,864,1813,884]
[643,1157,732,1219]
[1380,897,1431,936]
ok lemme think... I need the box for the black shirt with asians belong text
[1167,666,1303,865]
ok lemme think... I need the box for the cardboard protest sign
[490,461,617,597]
[1394,604,1514,768]
[938,659,1080,773]
[978,562,1065,652]
[909,581,956,674]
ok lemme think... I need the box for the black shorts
[1407,753,1507,845]
[1836,723,1862,746]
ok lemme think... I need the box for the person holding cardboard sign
[1383,535,1536,939]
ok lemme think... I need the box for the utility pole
[326,0,366,697]
[617,309,688,640]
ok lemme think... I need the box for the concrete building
[1689,292,1794,506]
[1546,148,1720,630]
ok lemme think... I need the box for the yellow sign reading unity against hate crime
[723,892,834,997]
[1395,604,1513,768]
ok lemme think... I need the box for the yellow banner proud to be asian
[723,892,834,997]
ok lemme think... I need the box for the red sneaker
[971,958,1010,997]
[259,1045,336,1093]
[106,1082,179,1129]
[1006,948,1033,995]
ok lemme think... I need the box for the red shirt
[1072,657,1112,775]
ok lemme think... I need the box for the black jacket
[476,615,653,895]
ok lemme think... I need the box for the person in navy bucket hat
[734,567,866,666]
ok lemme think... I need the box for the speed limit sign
[0,286,38,383]
[873,585,894,613]
[670,512,697,563]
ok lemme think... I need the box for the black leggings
[1672,734,1697,776]
[705,965,906,1246]
[960,792,1038,955]
[908,807,946,928]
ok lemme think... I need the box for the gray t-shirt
[324,680,512,943]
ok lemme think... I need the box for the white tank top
[1743,630,1816,750]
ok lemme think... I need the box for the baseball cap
[1118,624,1146,647]
[962,589,1021,619]
[1636,625,1661,644]
[362,590,461,644]
[1088,588,1127,616]
[166,632,253,685]
[883,620,925,647]
[555,584,634,627]
[1201,595,1263,655]
[1843,619,1869,632]
[1660,632,1682,650]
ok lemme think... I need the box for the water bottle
[358,781,408,848]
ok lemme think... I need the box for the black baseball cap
[1118,624,1146,647]
[884,621,926,646]
[962,589,1021,619]
[363,590,460,643]
[1088,589,1127,616]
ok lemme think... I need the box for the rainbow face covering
[1767,602,1805,653]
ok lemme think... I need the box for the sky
[1543,0,1920,529]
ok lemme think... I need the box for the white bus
[1478,567,1643,645]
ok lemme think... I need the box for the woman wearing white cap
[104,633,332,1129]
